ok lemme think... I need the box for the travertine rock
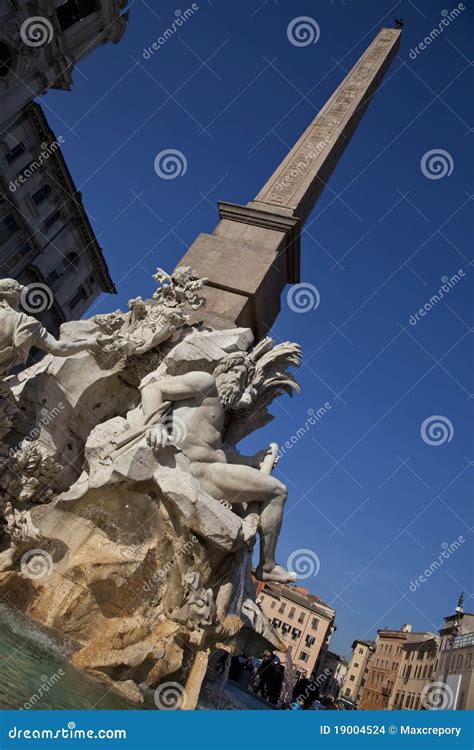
[0,270,301,708]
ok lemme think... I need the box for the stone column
[178,28,401,339]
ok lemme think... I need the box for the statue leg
[190,462,296,584]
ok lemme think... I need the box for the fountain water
[279,649,297,706]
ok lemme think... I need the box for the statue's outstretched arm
[34,329,102,358]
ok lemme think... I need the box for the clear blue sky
[43,0,473,657]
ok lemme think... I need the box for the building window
[358,648,364,654]
[349,674,355,682]
[19,241,31,254]
[311,617,319,630]
[6,143,25,163]
[0,214,19,244]
[345,688,351,696]
[305,635,315,647]
[278,603,286,614]
[354,662,359,669]
[56,0,100,31]
[298,613,305,624]
[32,184,52,206]
[47,270,60,287]
[44,210,61,230]
[288,607,295,620]
[69,285,88,310]
[299,652,309,663]
[291,628,301,641]
[282,623,291,635]
[272,618,281,628]
[270,600,276,609]
[0,42,13,77]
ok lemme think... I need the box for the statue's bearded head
[0,279,26,310]
[213,353,253,410]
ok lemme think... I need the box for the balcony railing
[451,633,474,649]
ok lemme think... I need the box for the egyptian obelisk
[178,27,402,338]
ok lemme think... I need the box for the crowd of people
[215,651,340,710]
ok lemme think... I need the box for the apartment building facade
[435,607,474,710]
[389,635,439,710]
[257,582,336,676]
[358,624,414,709]
[340,639,375,706]
[1,103,115,334]
[0,0,129,129]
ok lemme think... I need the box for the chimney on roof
[401,624,412,632]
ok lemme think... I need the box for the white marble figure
[142,351,297,584]
[0,278,104,376]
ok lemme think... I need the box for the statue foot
[255,564,297,584]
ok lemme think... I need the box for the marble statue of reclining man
[141,352,297,584]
